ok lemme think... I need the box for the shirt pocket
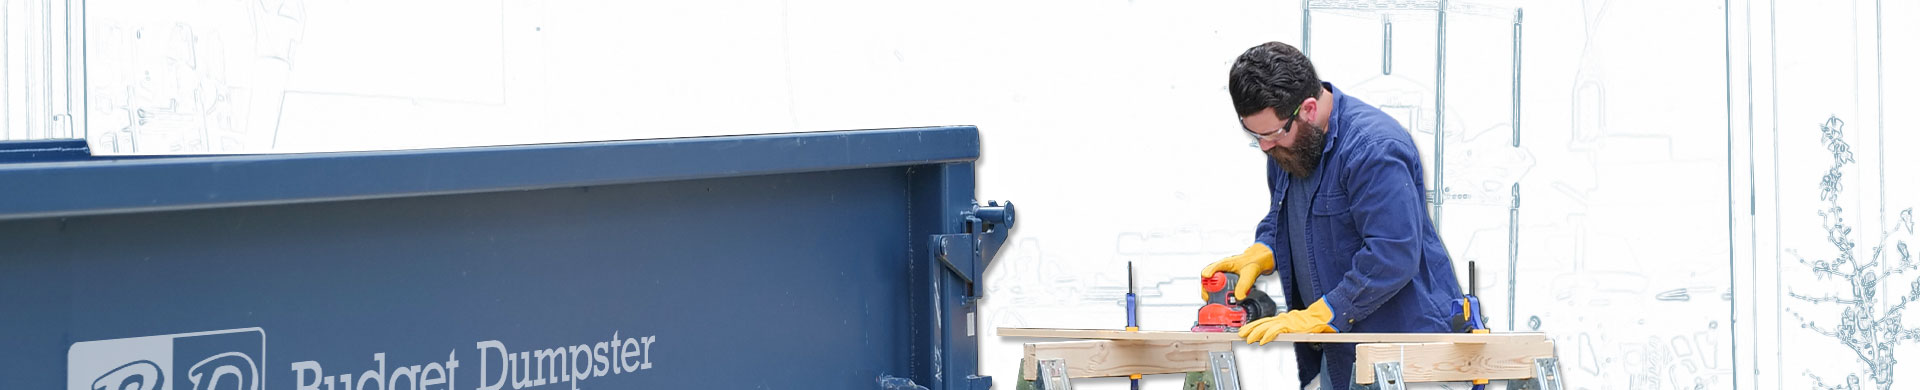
[1310,189,1363,259]
[1311,189,1351,216]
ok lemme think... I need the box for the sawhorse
[1002,328,1564,390]
[1014,339,1241,390]
[1349,341,1563,390]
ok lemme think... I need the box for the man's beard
[1266,122,1326,176]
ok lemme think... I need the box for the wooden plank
[998,328,1549,344]
[1351,341,1556,384]
[1019,340,1233,380]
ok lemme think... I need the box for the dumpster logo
[68,328,264,390]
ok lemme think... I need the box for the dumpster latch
[933,201,1015,301]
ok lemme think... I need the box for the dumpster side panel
[2,167,927,388]
[907,162,989,390]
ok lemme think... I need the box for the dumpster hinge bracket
[932,201,1015,301]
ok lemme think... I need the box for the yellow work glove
[1239,298,1338,344]
[1200,243,1274,301]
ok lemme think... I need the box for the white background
[6,1,1917,389]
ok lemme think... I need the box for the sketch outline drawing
[1784,116,1918,390]
[86,0,307,153]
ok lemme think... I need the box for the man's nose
[1258,137,1279,151]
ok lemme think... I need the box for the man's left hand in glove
[1238,297,1338,344]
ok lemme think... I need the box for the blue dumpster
[0,127,1012,390]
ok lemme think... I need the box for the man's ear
[1299,97,1320,120]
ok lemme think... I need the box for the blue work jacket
[1254,82,1464,388]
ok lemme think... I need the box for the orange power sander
[1191,271,1279,332]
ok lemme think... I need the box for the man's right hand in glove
[1200,243,1275,301]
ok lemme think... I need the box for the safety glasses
[1242,105,1300,148]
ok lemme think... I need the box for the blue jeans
[1316,355,1335,390]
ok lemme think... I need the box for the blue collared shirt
[1252,82,1464,388]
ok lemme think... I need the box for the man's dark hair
[1229,42,1321,118]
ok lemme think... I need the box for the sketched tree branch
[1785,116,1919,390]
